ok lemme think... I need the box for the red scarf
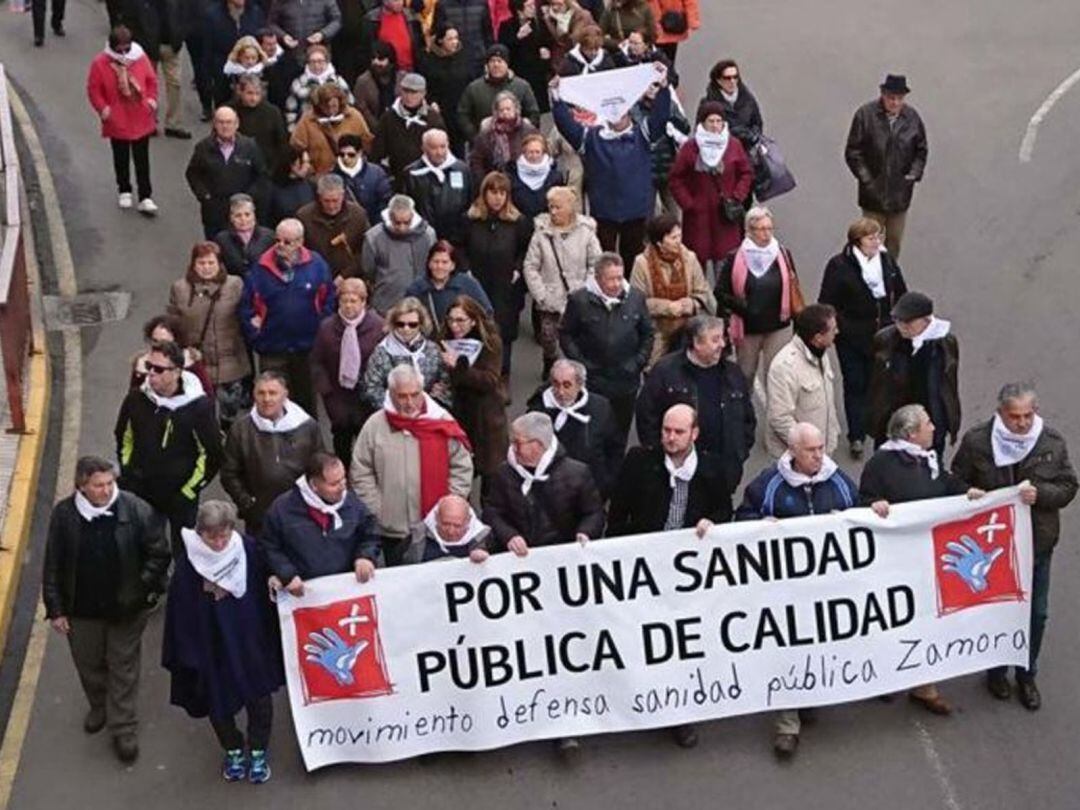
[384,408,472,515]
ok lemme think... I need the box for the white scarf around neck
[410,153,460,184]
[664,447,698,489]
[380,332,427,370]
[568,44,604,73]
[104,42,147,64]
[249,400,313,433]
[880,439,940,479]
[695,123,729,170]
[75,486,119,521]
[337,156,364,177]
[542,387,591,431]
[516,154,553,191]
[910,316,951,354]
[508,440,558,495]
[586,275,628,310]
[777,451,839,487]
[141,370,205,411]
[853,246,886,299]
[383,390,453,422]
[181,527,248,599]
[423,503,489,554]
[991,413,1044,467]
[302,65,335,84]
[295,474,347,530]
[392,96,428,128]
[740,236,781,277]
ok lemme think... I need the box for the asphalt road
[4,1,1080,807]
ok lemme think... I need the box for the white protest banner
[557,63,663,123]
[279,487,1032,770]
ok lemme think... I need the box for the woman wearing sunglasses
[363,297,452,410]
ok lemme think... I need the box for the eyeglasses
[339,150,358,158]
[720,73,739,81]
[395,320,421,329]
[146,363,177,375]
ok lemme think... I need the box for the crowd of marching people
[36,0,1076,783]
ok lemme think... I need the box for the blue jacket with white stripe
[735,463,858,521]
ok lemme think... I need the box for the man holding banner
[551,62,671,271]
[735,422,858,758]
[952,383,1078,710]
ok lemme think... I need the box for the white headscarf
[694,123,729,170]
[739,236,781,278]
[910,316,951,354]
[75,486,119,522]
[991,413,1044,467]
[664,447,698,489]
[249,400,313,433]
[295,475,347,530]
[853,245,886,298]
[880,439,940,479]
[180,527,248,599]
[542,387,591,431]
[777,451,839,486]
[507,440,558,495]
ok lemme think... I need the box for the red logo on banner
[932,506,1024,616]
[293,596,393,704]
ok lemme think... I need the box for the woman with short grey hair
[161,499,283,784]
[857,404,985,717]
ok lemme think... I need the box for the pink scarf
[338,312,365,389]
[728,246,791,345]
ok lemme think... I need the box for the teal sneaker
[248,749,271,784]
[222,749,246,782]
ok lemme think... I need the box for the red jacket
[86,46,158,142]
[669,137,753,263]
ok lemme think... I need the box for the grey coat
[360,213,438,315]
[268,0,342,60]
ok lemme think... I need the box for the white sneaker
[137,198,158,216]
[118,192,134,209]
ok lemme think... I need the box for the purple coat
[310,310,387,432]
[161,536,283,720]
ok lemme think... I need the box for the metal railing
[0,65,33,434]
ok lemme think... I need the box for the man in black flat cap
[868,290,959,456]
[844,74,928,257]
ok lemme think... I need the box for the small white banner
[279,488,1032,770]
[557,63,663,123]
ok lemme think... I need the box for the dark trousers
[596,218,646,277]
[836,341,872,442]
[381,535,407,567]
[992,551,1052,680]
[332,427,360,469]
[210,694,274,751]
[184,33,212,111]
[601,388,636,452]
[68,610,150,737]
[110,137,152,200]
[497,321,515,376]
[162,497,200,559]
[31,0,64,38]
[258,351,315,415]
[658,42,679,65]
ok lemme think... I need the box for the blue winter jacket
[552,86,671,223]
[404,271,494,327]
[736,463,859,521]
[240,246,336,354]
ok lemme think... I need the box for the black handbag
[659,10,688,34]
[721,198,745,225]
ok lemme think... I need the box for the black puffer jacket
[559,285,654,398]
[526,387,624,499]
[43,492,170,620]
[844,99,928,213]
[818,244,907,355]
[635,350,755,488]
[952,420,1079,555]
[483,448,605,549]
[859,447,967,505]
[607,446,733,537]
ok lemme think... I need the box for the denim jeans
[991,551,1052,680]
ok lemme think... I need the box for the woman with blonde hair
[522,185,601,379]
[463,171,534,378]
[363,296,452,408]
[439,295,508,485]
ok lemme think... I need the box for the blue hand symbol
[303,627,368,685]
[940,535,1004,594]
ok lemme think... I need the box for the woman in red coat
[669,100,753,276]
[86,26,159,216]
